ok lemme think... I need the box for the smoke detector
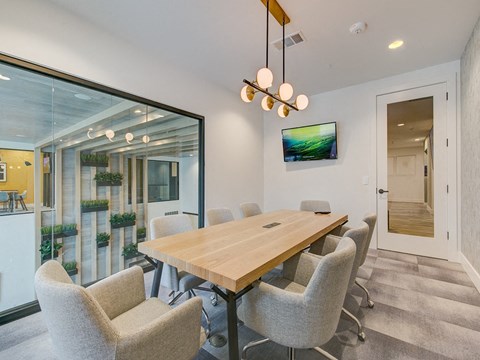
[349,21,367,35]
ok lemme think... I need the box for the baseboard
[0,300,40,326]
[459,252,480,293]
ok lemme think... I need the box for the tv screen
[282,122,337,162]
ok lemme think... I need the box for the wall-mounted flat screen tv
[282,122,337,162]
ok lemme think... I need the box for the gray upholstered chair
[309,221,369,341]
[150,214,213,332]
[35,261,205,360]
[14,190,27,210]
[299,200,331,213]
[330,213,377,308]
[0,191,9,211]
[240,237,356,360]
[240,202,262,218]
[206,207,234,225]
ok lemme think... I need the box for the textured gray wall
[461,17,480,273]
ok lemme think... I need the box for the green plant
[63,261,77,271]
[110,212,136,225]
[62,223,77,232]
[94,172,123,183]
[137,227,146,238]
[121,242,138,257]
[39,240,63,257]
[81,153,109,164]
[81,199,109,208]
[40,224,64,236]
[96,232,110,244]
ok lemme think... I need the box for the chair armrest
[330,224,351,237]
[116,297,203,360]
[87,266,146,320]
[320,234,341,255]
[283,252,322,287]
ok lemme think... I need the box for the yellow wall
[0,149,34,204]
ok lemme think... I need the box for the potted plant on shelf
[80,153,109,167]
[110,212,136,228]
[63,261,78,276]
[40,225,62,241]
[121,242,141,260]
[137,227,146,241]
[62,223,78,237]
[96,232,111,248]
[81,199,109,213]
[94,172,123,186]
[39,240,63,262]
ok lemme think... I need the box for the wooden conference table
[139,210,347,360]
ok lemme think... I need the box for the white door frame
[377,84,448,258]
[373,73,458,261]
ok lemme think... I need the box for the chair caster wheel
[367,300,374,308]
[358,332,366,342]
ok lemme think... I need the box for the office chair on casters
[309,221,369,341]
[239,202,262,218]
[239,237,356,360]
[330,213,377,308]
[150,214,215,334]
[35,261,205,360]
[206,207,234,225]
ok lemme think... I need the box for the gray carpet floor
[1,249,480,360]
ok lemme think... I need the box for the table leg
[150,260,163,298]
[226,290,239,360]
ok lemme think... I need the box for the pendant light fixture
[241,0,308,117]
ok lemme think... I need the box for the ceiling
[47,0,480,96]
[0,62,200,158]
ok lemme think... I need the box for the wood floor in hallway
[388,201,434,237]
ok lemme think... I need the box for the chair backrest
[207,207,234,225]
[300,200,331,213]
[0,191,8,202]
[240,202,262,218]
[34,261,117,359]
[341,221,369,290]
[359,213,377,266]
[150,214,193,292]
[304,237,356,346]
[150,214,193,237]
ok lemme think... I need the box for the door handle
[378,188,389,194]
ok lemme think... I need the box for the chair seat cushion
[178,271,206,292]
[112,297,171,336]
[268,277,306,294]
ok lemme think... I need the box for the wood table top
[138,210,347,292]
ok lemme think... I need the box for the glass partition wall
[0,56,204,320]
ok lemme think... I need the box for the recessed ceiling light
[134,109,142,114]
[0,74,10,81]
[397,123,405,127]
[414,138,422,142]
[15,134,26,138]
[74,93,91,100]
[388,40,404,50]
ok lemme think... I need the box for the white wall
[264,61,459,251]
[0,0,264,220]
[388,147,425,203]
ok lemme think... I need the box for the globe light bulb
[261,95,274,111]
[105,129,115,142]
[278,83,294,101]
[277,104,290,118]
[142,135,150,144]
[240,85,255,103]
[295,94,309,110]
[256,67,273,89]
[125,132,134,144]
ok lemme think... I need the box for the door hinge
[447,185,449,193]
[446,92,449,100]
[447,231,450,240]
[446,138,449,147]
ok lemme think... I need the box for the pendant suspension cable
[282,16,285,83]
[266,0,269,69]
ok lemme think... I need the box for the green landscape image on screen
[282,122,337,161]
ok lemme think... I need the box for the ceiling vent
[272,31,305,50]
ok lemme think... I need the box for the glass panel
[387,97,434,237]
[0,59,202,316]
